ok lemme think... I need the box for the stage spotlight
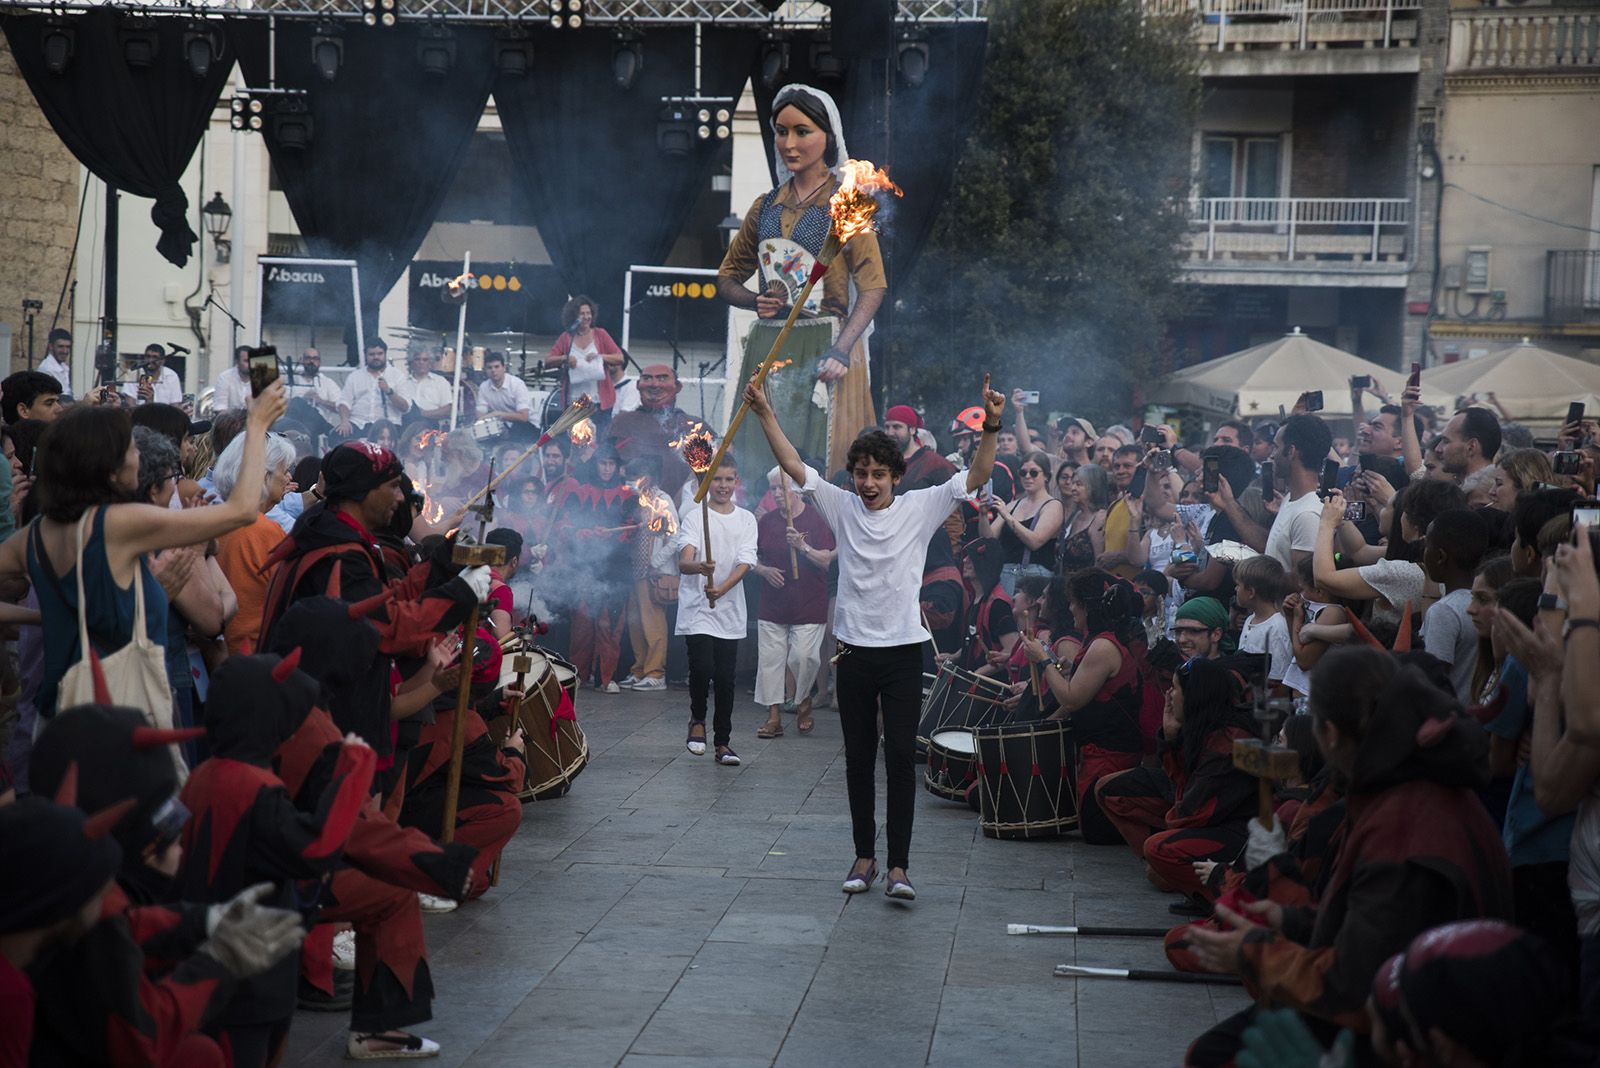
[657,104,692,158]
[715,107,730,123]
[611,29,642,90]
[41,22,74,74]
[273,98,313,151]
[121,26,159,69]
[897,29,929,88]
[809,38,843,83]
[566,0,584,29]
[495,29,532,77]
[417,25,455,76]
[362,0,396,28]
[758,30,787,90]
[311,27,343,81]
[183,24,219,78]
[230,93,264,132]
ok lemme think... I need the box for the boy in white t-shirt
[675,457,759,765]
[1231,555,1293,689]
[749,371,1006,903]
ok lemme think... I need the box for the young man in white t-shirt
[749,371,1005,902]
[675,456,759,765]
[1264,413,1331,570]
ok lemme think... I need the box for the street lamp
[202,191,232,264]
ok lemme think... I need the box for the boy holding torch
[747,371,1006,901]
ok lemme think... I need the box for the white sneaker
[602,681,620,694]
[417,892,457,914]
[631,677,666,692]
[332,929,356,971]
[346,1032,441,1060]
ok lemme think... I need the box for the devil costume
[26,706,234,1068]
[177,653,376,1068]
[1185,662,1513,1068]
[268,596,478,1038]
[257,443,478,760]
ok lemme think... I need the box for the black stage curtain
[2,10,234,267]
[234,21,495,347]
[751,22,988,294]
[494,26,758,335]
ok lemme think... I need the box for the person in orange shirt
[214,433,298,655]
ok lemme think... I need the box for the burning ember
[680,430,715,475]
[632,480,678,536]
[830,160,903,244]
[446,272,474,294]
[569,419,595,447]
[416,429,448,450]
[768,359,795,374]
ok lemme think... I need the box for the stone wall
[0,34,80,373]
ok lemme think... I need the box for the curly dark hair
[1065,568,1143,644]
[562,294,598,330]
[845,430,906,478]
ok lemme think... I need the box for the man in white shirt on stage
[38,329,73,398]
[337,338,408,437]
[392,349,454,425]
[212,346,253,412]
[122,344,183,405]
[477,351,535,427]
[285,347,343,426]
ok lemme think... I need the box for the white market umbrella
[1421,339,1600,425]
[1151,328,1406,418]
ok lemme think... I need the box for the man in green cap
[1173,596,1227,660]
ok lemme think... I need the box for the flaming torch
[693,160,903,503]
[680,427,717,587]
[568,417,596,450]
[460,397,594,511]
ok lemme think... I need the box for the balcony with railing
[1448,8,1600,74]
[1548,251,1600,325]
[1183,197,1410,284]
[1149,0,1420,64]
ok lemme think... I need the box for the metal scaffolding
[0,0,987,23]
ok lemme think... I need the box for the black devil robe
[177,654,375,1029]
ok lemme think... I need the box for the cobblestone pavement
[283,686,1250,1067]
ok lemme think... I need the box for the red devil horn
[1346,613,1385,651]
[53,762,79,807]
[272,648,303,683]
[82,798,137,840]
[1393,602,1414,653]
[327,560,343,600]
[347,590,390,621]
[89,645,112,705]
[131,726,207,750]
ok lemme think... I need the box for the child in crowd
[1232,555,1292,690]
[1281,555,1350,701]
[1421,508,1493,703]
[1134,567,1175,644]
[675,457,758,765]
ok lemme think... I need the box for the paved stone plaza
[284,687,1250,1067]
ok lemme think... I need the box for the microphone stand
[203,289,246,358]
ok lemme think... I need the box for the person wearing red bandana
[257,442,487,763]
[884,404,956,493]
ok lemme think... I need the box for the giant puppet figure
[717,83,886,478]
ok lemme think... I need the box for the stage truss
[0,0,987,23]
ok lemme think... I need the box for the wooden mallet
[440,536,508,846]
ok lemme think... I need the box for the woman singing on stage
[545,294,623,411]
[717,83,887,478]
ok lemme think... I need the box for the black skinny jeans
[835,642,923,871]
[686,634,738,748]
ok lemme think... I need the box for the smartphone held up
[248,346,280,398]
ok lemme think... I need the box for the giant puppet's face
[774,104,829,178]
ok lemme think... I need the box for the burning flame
[446,272,474,293]
[569,419,595,447]
[829,160,903,244]
[680,430,715,475]
[427,502,444,524]
[667,420,708,451]
[416,429,448,450]
[768,359,795,374]
[631,478,679,536]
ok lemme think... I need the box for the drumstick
[779,471,799,579]
[920,609,940,659]
[1053,964,1242,986]
[1007,924,1169,938]
[462,398,593,510]
[1024,604,1042,698]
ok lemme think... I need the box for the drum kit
[492,631,589,802]
[916,662,1078,839]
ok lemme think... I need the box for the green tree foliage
[889,0,1200,428]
